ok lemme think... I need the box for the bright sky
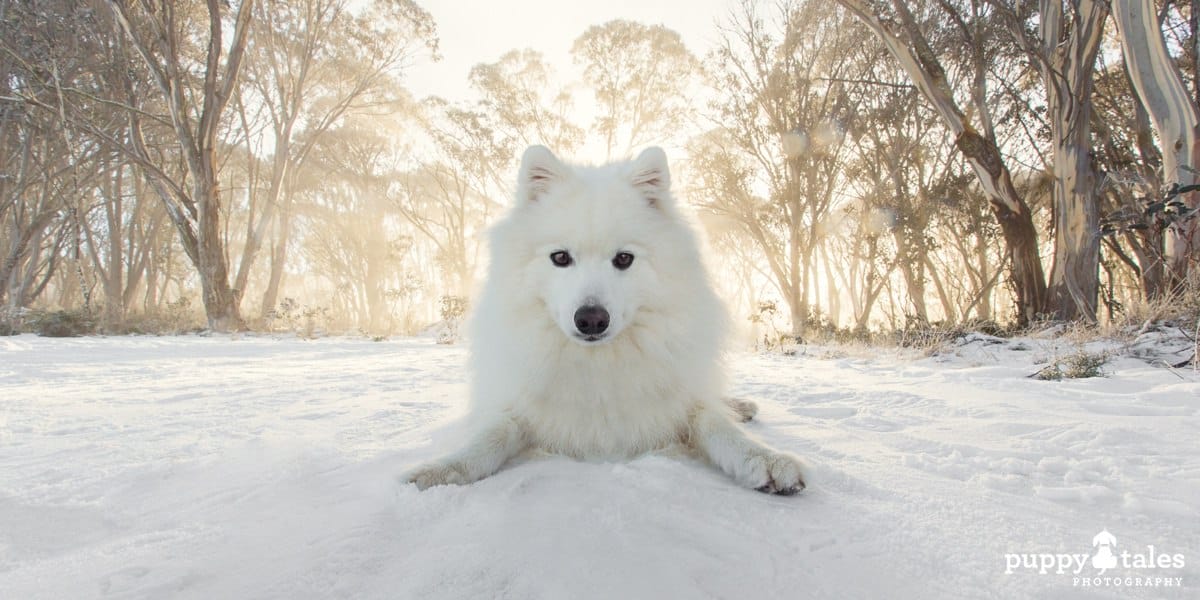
[406,0,733,160]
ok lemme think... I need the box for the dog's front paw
[747,452,806,496]
[724,397,759,422]
[405,461,469,490]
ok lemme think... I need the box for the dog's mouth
[573,332,609,343]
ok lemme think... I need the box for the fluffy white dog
[406,146,806,494]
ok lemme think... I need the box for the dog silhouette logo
[1092,529,1118,573]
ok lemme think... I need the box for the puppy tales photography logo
[1004,529,1186,589]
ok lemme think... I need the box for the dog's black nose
[574,305,610,336]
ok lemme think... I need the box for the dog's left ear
[631,147,671,207]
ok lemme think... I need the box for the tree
[393,50,583,299]
[233,0,436,320]
[695,0,865,336]
[993,1,1108,321]
[1091,44,1168,301]
[392,160,486,298]
[837,0,1049,324]
[450,50,583,212]
[78,161,169,325]
[846,72,958,325]
[106,0,256,330]
[1113,0,1200,290]
[1039,1,1107,321]
[469,49,582,155]
[572,20,701,158]
[0,1,106,312]
[299,113,409,333]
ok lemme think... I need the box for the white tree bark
[1039,0,1107,321]
[1113,0,1200,285]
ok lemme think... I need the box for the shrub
[29,309,96,337]
[1032,350,1109,380]
[437,295,468,344]
[105,297,200,335]
[265,297,330,339]
[0,307,25,336]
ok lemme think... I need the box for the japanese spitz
[405,146,805,494]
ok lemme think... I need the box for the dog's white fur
[406,146,805,494]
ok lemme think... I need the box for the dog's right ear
[517,145,566,204]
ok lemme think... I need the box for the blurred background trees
[2,0,1198,338]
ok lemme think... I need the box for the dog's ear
[517,145,566,204]
[631,146,671,207]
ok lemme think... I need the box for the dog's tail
[724,397,758,422]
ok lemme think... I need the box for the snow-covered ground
[1,333,1197,599]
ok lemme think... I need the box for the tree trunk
[1123,61,1168,300]
[894,227,929,322]
[121,177,156,312]
[958,130,1049,324]
[1041,0,1107,321]
[0,212,56,307]
[788,296,806,341]
[1045,141,1101,321]
[233,130,291,301]
[821,246,841,326]
[195,174,243,331]
[259,205,293,319]
[975,233,994,321]
[101,163,126,325]
[1114,0,1200,287]
[854,237,888,330]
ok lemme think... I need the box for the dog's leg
[406,416,526,490]
[723,397,758,422]
[690,403,805,495]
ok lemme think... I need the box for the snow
[1,334,1197,599]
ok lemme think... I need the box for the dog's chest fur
[513,336,697,459]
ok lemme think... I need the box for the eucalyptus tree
[469,49,583,156]
[391,50,583,298]
[837,0,1050,324]
[983,0,1109,321]
[234,0,437,319]
[572,20,702,159]
[0,1,109,311]
[90,0,258,330]
[1091,44,1169,301]
[299,113,408,333]
[1113,0,1200,290]
[694,0,868,336]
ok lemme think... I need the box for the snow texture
[1,334,1197,599]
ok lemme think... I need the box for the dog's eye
[550,251,573,267]
[612,252,635,270]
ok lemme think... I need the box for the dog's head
[501,145,680,346]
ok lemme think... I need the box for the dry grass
[1101,276,1200,337]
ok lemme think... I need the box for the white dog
[406,146,805,495]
